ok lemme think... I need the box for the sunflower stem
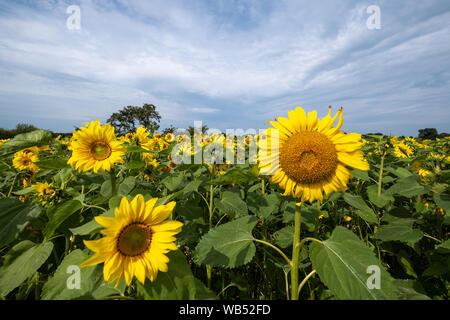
[7,172,18,198]
[290,203,302,300]
[377,154,385,197]
[206,165,216,289]
[110,168,117,197]
[298,269,316,296]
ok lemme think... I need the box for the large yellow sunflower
[80,194,183,286]
[67,120,126,173]
[258,106,369,203]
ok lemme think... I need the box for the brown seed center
[279,131,338,185]
[90,142,112,161]
[117,223,152,257]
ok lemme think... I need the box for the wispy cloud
[0,0,449,135]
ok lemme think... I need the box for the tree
[107,104,161,135]
[162,125,176,135]
[418,128,438,140]
[187,124,209,137]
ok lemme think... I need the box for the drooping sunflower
[67,120,126,173]
[32,182,56,200]
[258,106,369,203]
[80,194,183,286]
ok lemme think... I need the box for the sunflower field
[0,107,449,301]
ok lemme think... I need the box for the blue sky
[0,0,449,136]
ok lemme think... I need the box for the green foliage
[195,216,258,268]
[310,227,398,299]
[0,128,448,300]
[137,250,216,299]
[107,103,161,135]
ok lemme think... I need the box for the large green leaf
[343,193,378,224]
[44,200,83,239]
[374,224,423,243]
[118,176,136,196]
[36,158,70,169]
[41,249,124,300]
[0,129,53,156]
[215,191,248,218]
[0,198,42,247]
[137,250,216,300]
[374,212,423,243]
[0,241,53,297]
[386,176,427,197]
[310,226,397,299]
[195,216,258,268]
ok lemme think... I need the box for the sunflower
[32,182,56,200]
[12,149,39,172]
[164,132,174,142]
[67,120,126,173]
[80,194,183,286]
[393,143,414,159]
[258,106,369,203]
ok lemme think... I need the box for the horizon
[0,1,450,136]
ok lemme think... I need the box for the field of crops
[0,107,448,300]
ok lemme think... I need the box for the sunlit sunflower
[0,138,10,148]
[164,132,174,142]
[394,143,414,159]
[80,194,183,286]
[12,149,39,172]
[258,106,369,203]
[67,120,126,173]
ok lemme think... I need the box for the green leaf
[0,198,41,247]
[215,191,248,218]
[396,250,417,278]
[273,226,294,248]
[374,224,423,243]
[0,129,53,156]
[393,280,431,300]
[435,239,450,254]
[181,179,203,196]
[36,158,70,169]
[351,169,370,181]
[433,193,450,212]
[137,250,216,300]
[118,176,136,196]
[195,216,258,268]
[386,176,426,197]
[310,226,397,299]
[0,241,53,297]
[366,185,394,208]
[44,200,83,239]
[41,249,125,300]
[247,192,280,219]
[162,173,185,192]
[208,165,259,185]
[343,193,378,224]
[69,209,114,236]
